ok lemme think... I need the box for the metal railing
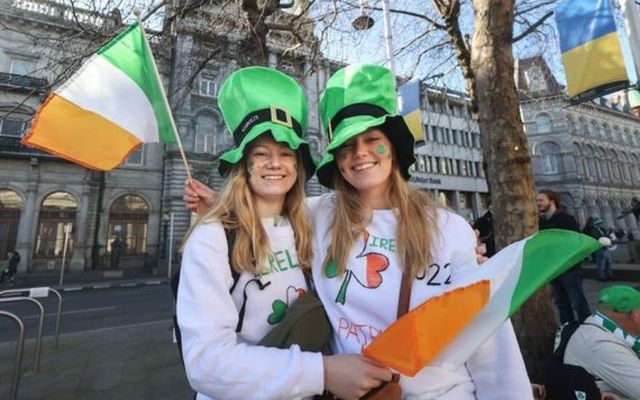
[0,310,24,400]
[0,296,44,371]
[0,287,63,348]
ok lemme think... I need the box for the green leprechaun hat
[316,63,416,188]
[217,66,316,180]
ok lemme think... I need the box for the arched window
[580,118,589,136]
[566,115,576,133]
[590,120,599,137]
[620,152,631,181]
[603,123,612,139]
[539,142,562,174]
[632,154,640,183]
[612,125,621,142]
[108,195,149,256]
[35,192,76,258]
[573,143,584,176]
[584,146,596,179]
[623,128,631,144]
[194,114,215,154]
[596,147,608,179]
[0,189,22,257]
[535,113,552,133]
[610,149,621,181]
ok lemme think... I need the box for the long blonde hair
[324,158,440,279]
[185,152,312,274]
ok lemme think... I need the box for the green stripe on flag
[508,229,600,315]
[97,22,176,144]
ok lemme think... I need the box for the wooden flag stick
[135,10,192,181]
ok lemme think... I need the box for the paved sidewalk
[0,320,192,400]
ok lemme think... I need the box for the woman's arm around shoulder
[177,222,324,400]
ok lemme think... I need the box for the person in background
[472,198,496,257]
[562,285,640,400]
[537,189,591,323]
[584,217,613,282]
[0,250,20,287]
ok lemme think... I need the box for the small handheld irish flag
[22,22,177,170]
[363,229,601,376]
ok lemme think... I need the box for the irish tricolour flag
[22,22,176,170]
[363,229,601,376]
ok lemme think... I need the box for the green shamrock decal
[267,299,288,325]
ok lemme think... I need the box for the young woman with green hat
[308,63,532,399]
[177,66,391,400]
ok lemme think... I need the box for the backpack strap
[553,321,583,363]
[225,228,240,292]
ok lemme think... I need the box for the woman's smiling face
[246,135,298,204]
[335,128,393,195]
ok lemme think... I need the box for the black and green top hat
[315,63,416,188]
[217,66,316,180]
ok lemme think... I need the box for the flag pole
[134,10,192,181]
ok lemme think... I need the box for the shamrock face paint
[376,144,386,155]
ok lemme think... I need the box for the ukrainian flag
[555,0,628,101]
[398,80,424,142]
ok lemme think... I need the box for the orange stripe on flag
[21,94,141,170]
[362,280,490,376]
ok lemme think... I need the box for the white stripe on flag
[55,55,159,143]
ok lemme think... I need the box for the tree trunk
[470,0,554,381]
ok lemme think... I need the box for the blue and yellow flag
[398,80,424,142]
[555,0,628,102]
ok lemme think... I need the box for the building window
[0,189,22,258]
[108,195,149,256]
[416,155,426,172]
[194,114,216,153]
[9,58,34,75]
[566,116,576,133]
[580,118,589,136]
[540,142,562,174]
[35,192,77,258]
[125,146,144,166]
[460,160,468,176]
[198,78,217,98]
[0,118,26,137]
[535,113,552,133]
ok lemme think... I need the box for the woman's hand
[323,354,392,400]
[183,179,216,215]
[474,229,489,265]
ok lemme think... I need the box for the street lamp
[350,0,395,73]
[352,0,375,31]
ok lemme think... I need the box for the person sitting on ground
[562,285,640,400]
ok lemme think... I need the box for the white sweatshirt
[308,194,532,400]
[177,219,324,400]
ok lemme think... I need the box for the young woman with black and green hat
[307,63,533,399]
[177,66,392,400]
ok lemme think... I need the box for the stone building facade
[0,0,329,274]
[517,56,640,232]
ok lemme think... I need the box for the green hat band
[328,103,387,140]
[233,105,302,145]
